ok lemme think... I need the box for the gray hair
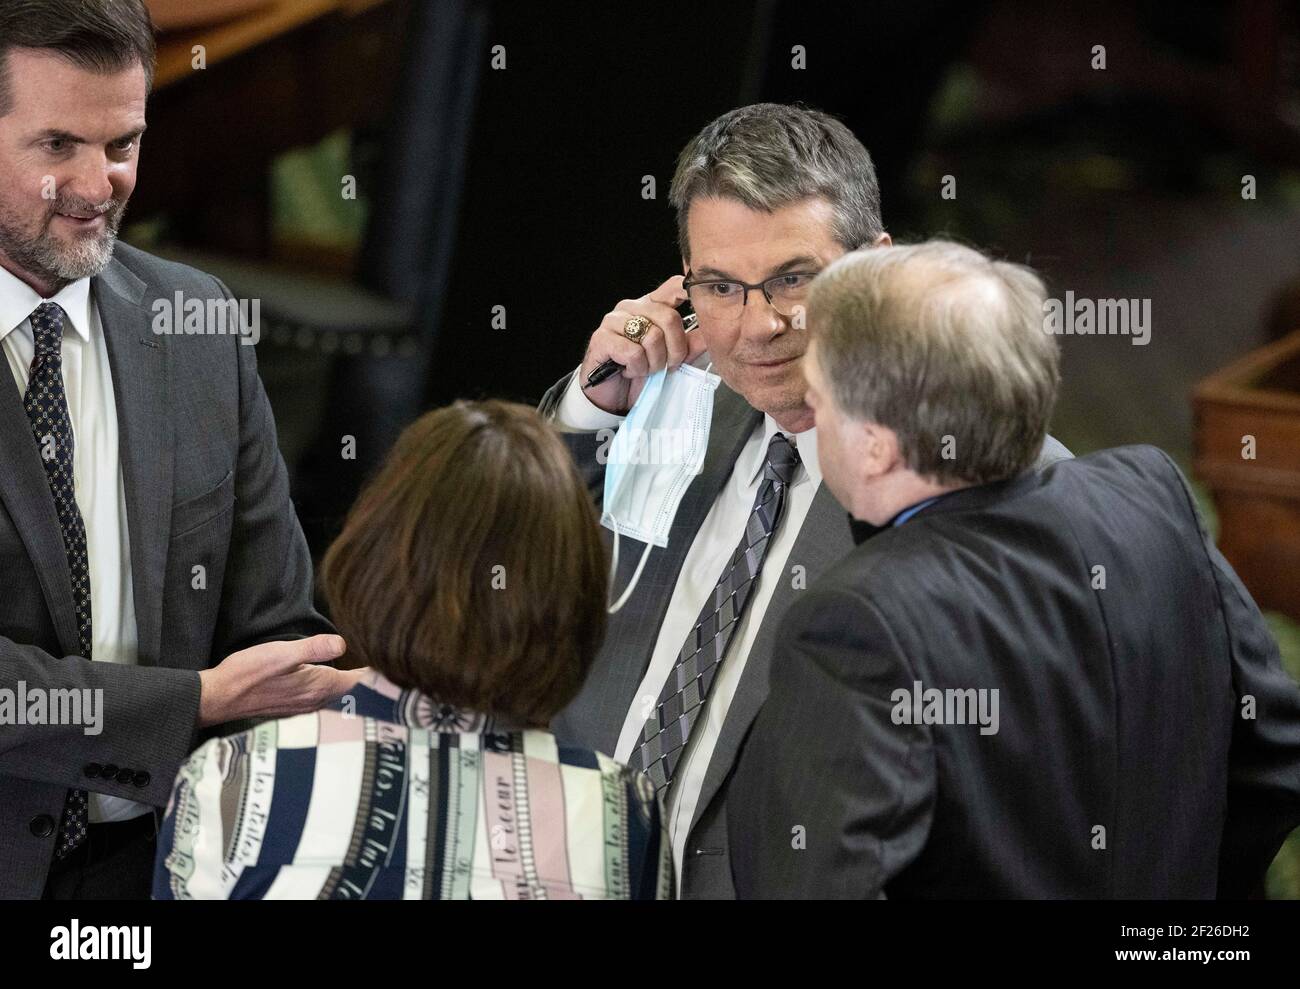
[809,240,1060,485]
[669,103,883,261]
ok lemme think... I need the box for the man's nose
[61,152,117,206]
[738,288,786,342]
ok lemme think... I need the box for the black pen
[583,308,699,390]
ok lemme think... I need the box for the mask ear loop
[607,522,656,614]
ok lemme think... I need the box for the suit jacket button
[132,771,150,788]
[29,815,55,838]
[115,768,134,784]
[101,763,119,778]
[83,763,102,779]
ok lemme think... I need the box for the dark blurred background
[125,0,1300,893]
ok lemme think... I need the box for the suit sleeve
[729,584,935,898]
[207,276,334,660]
[1155,450,1300,896]
[538,368,617,509]
[0,639,200,807]
[1206,539,1300,896]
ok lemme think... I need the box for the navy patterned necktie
[23,303,91,859]
[627,432,801,792]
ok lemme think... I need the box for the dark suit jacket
[729,445,1300,898]
[539,368,1071,897]
[0,244,331,898]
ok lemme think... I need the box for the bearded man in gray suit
[538,102,1071,897]
[0,0,356,899]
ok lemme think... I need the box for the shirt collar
[0,263,93,344]
[741,414,822,488]
[336,670,526,734]
[888,495,943,527]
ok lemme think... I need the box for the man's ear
[872,231,893,248]
[859,421,899,479]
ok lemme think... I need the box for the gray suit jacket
[0,243,331,898]
[539,368,1071,897]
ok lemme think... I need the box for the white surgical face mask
[602,362,720,612]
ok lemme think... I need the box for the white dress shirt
[0,265,149,823]
[557,367,822,888]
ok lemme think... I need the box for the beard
[0,195,127,289]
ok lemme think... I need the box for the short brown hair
[810,240,1060,485]
[320,400,608,727]
[669,103,883,262]
[0,0,157,117]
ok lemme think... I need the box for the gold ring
[623,315,653,343]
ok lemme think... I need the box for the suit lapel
[689,477,853,835]
[93,258,174,668]
[0,349,81,657]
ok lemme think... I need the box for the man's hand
[580,275,708,414]
[197,634,362,728]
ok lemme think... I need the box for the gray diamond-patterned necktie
[627,431,801,792]
[24,303,92,859]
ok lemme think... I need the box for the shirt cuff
[553,364,626,432]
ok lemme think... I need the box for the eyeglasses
[682,270,819,321]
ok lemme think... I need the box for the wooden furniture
[1194,330,1300,622]
[152,0,339,87]
[147,0,275,35]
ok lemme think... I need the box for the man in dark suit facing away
[0,1,358,899]
[730,240,1300,898]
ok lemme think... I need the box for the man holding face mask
[539,103,1071,898]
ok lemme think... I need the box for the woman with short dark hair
[153,400,672,899]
